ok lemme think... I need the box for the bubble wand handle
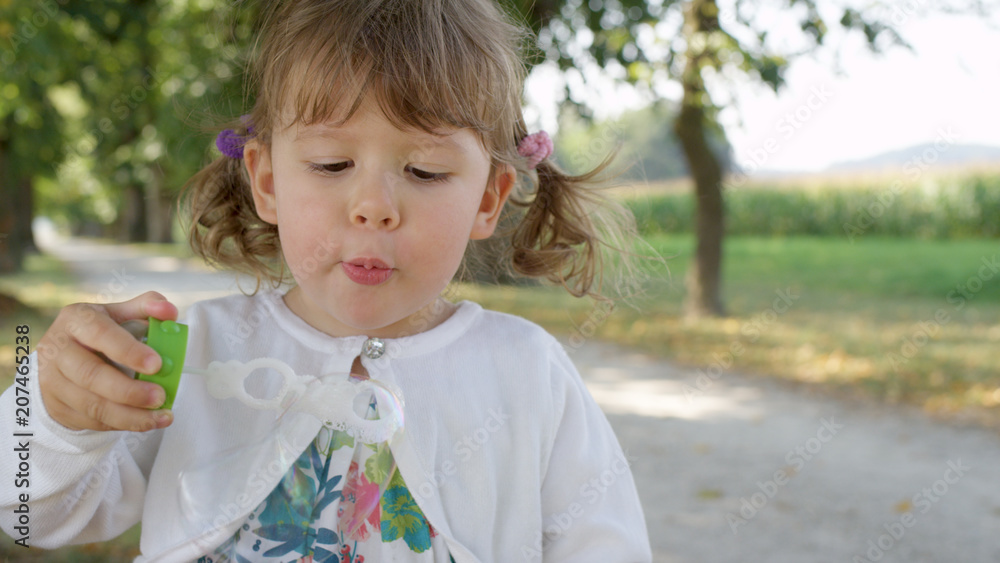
[118,318,187,410]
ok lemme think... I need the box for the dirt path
[569,342,999,562]
[42,237,1000,562]
[38,234,259,312]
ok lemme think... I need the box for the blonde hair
[184,0,642,299]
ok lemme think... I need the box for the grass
[0,253,78,394]
[0,252,82,308]
[0,525,141,561]
[453,235,1000,427]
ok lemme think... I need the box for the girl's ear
[244,139,278,225]
[470,163,516,241]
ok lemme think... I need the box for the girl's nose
[349,172,400,230]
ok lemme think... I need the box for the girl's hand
[36,292,179,433]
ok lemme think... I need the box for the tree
[0,0,252,273]
[555,101,701,182]
[59,0,252,243]
[516,0,990,317]
[0,1,80,272]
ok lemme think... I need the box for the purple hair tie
[216,116,254,159]
[517,131,554,170]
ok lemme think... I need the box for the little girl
[0,0,651,560]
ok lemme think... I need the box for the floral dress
[200,390,454,563]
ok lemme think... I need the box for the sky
[525,7,1000,175]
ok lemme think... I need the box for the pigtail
[180,153,286,292]
[507,152,646,301]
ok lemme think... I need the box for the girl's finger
[40,392,115,432]
[56,340,166,409]
[103,291,178,325]
[60,303,163,376]
[41,366,172,432]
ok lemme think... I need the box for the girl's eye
[406,165,449,183]
[310,161,352,174]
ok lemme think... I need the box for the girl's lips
[341,260,394,286]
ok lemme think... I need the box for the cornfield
[626,174,1000,239]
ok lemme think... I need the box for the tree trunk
[675,0,726,318]
[0,134,18,274]
[150,165,175,243]
[120,183,148,242]
[145,164,166,243]
[0,179,35,274]
[0,123,35,273]
[16,177,36,252]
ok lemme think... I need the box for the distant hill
[826,143,1000,173]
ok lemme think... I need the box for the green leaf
[329,430,355,451]
[364,443,395,486]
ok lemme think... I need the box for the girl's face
[245,97,515,338]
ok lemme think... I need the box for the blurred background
[1,0,998,560]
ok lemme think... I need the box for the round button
[362,337,385,360]
[156,356,174,376]
[160,320,181,334]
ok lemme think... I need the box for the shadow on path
[568,342,1000,562]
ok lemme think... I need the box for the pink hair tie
[517,131,554,170]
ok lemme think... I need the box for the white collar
[261,289,483,361]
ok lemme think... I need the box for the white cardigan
[0,291,651,561]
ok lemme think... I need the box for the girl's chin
[286,286,447,338]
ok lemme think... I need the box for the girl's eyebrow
[409,135,472,158]
[293,125,351,143]
[293,124,471,155]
